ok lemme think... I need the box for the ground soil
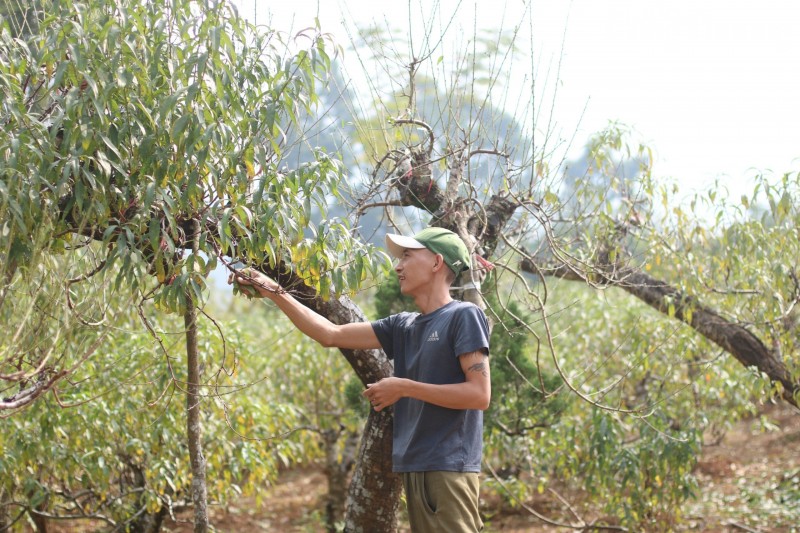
[48,403,800,532]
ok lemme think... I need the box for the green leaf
[171,114,191,140]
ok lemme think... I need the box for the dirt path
[683,403,800,532]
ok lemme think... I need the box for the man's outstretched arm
[229,268,381,350]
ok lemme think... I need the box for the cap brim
[385,233,426,259]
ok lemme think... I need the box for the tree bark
[531,259,800,407]
[0,488,9,531]
[130,461,169,533]
[185,220,208,532]
[343,408,402,532]
[263,268,402,532]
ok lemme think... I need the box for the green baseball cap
[385,227,471,275]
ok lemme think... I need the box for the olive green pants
[403,471,483,532]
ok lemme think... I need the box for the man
[230,227,490,532]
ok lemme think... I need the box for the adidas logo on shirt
[427,331,440,342]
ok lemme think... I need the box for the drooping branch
[0,374,58,411]
[527,258,799,407]
[1,331,108,413]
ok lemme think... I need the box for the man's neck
[412,291,453,315]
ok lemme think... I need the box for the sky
[234,0,800,198]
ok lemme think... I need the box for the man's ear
[433,253,445,271]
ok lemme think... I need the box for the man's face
[394,247,437,295]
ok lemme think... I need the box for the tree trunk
[185,220,208,532]
[344,408,402,532]
[263,269,403,531]
[307,307,402,531]
[532,259,799,407]
[28,510,47,532]
[0,488,9,531]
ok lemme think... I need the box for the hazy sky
[235,0,800,198]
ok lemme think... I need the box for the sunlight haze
[236,0,800,198]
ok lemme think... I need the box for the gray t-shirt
[371,300,490,473]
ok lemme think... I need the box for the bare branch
[391,117,434,156]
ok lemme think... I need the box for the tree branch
[531,258,800,407]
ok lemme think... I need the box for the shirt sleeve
[453,305,490,358]
[371,314,398,359]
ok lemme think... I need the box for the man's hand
[227,267,279,298]
[363,378,407,412]
[364,351,490,411]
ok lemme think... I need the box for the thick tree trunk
[343,408,402,532]
[263,269,402,531]
[28,509,47,532]
[185,220,208,532]
[307,310,402,531]
[532,259,799,407]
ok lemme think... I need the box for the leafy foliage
[0,0,387,410]
[0,308,308,529]
[573,410,699,528]
[0,0,384,313]
[659,173,800,401]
